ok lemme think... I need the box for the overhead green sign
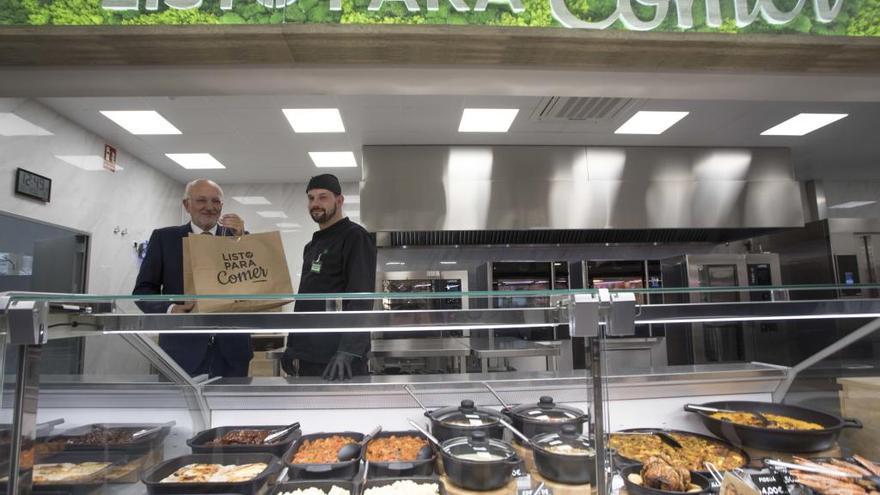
[1,0,877,35]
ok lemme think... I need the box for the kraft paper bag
[182,231,293,313]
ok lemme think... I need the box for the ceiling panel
[37,95,880,184]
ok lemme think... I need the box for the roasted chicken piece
[642,456,692,492]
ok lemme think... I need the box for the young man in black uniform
[281,174,377,381]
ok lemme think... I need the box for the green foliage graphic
[1,0,876,37]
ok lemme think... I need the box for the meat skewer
[854,456,880,478]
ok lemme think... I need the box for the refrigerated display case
[1,286,880,495]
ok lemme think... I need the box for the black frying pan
[611,428,750,474]
[684,401,862,453]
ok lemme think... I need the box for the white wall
[0,98,185,374]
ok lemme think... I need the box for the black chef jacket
[289,217,377,364]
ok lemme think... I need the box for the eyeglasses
[190,197,223,207]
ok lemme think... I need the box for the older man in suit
[133,179,253,377]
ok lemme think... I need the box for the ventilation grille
[382,229,787,247]
[531,97,641,122]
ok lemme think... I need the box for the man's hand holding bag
[183,231,293,313]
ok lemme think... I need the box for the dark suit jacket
[132,223,253,375]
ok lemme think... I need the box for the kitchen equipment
[337,426,381,462]
[405,386,506,442]
[362,477,448,495]
[364,429,436,478]
[505,395,589,442]
[140,453,280,495]
[439,430,519,491]
[188,424,302,457]
[611,428,750,474]
[56,422,172,455]
[264,422,302,445]
[285,432,364,480]
[271,479,356,494]
[531,424,597,485]
[621,464,713,495]
[684,401,862,452]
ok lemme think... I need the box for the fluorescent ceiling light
[385,261,406,266]
[615,111,689,135]
[232,196,271,205]
[0,113,53,136]
[309,151,358,168]
[345,195,361,204]
[100,110,181,135]
[458,108,519,133]
[440,261,458,265]
[761,113,848,136]
[257,211,287,218]
[829,201,876,209]
[282,108,345,133]
[166,153,225,170]
[276,222,301,228]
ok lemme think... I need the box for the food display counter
[1,287,880,495]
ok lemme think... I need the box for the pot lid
[443,430,515,461]
[431,400,504,427]
[510,396,585,423]
[533,424,595,456]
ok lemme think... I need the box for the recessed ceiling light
[166,153,225,170]
[0,113,53,136]
[309,151,358,168]
[615,111,689,135]
[257,211,288,218]
[101,110,181,135]
[232,196,271,205]
[829,201,876,209]
[458,108,519,133]
[440,261,458,265]
[282,108,345,133]
[276,222,301,228]
[385,261,406,266]
[761,113,848,136]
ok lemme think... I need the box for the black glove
[281,347,297,377]
[322,352,356,381]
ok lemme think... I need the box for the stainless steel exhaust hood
[360,146,805,246]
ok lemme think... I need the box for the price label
[752,472,791,495]
[518,487,553,495]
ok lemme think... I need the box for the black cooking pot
[364,430,436,478]
[621,464,713,495]
[428,400,506,442]
[440,430,520,491]
[531,424,596,485]
[684,401,863,453]
[505,396,589,443]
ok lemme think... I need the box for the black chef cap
[306,173,342,195]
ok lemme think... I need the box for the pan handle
[841,417,863,429]
[684,404,714,414]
